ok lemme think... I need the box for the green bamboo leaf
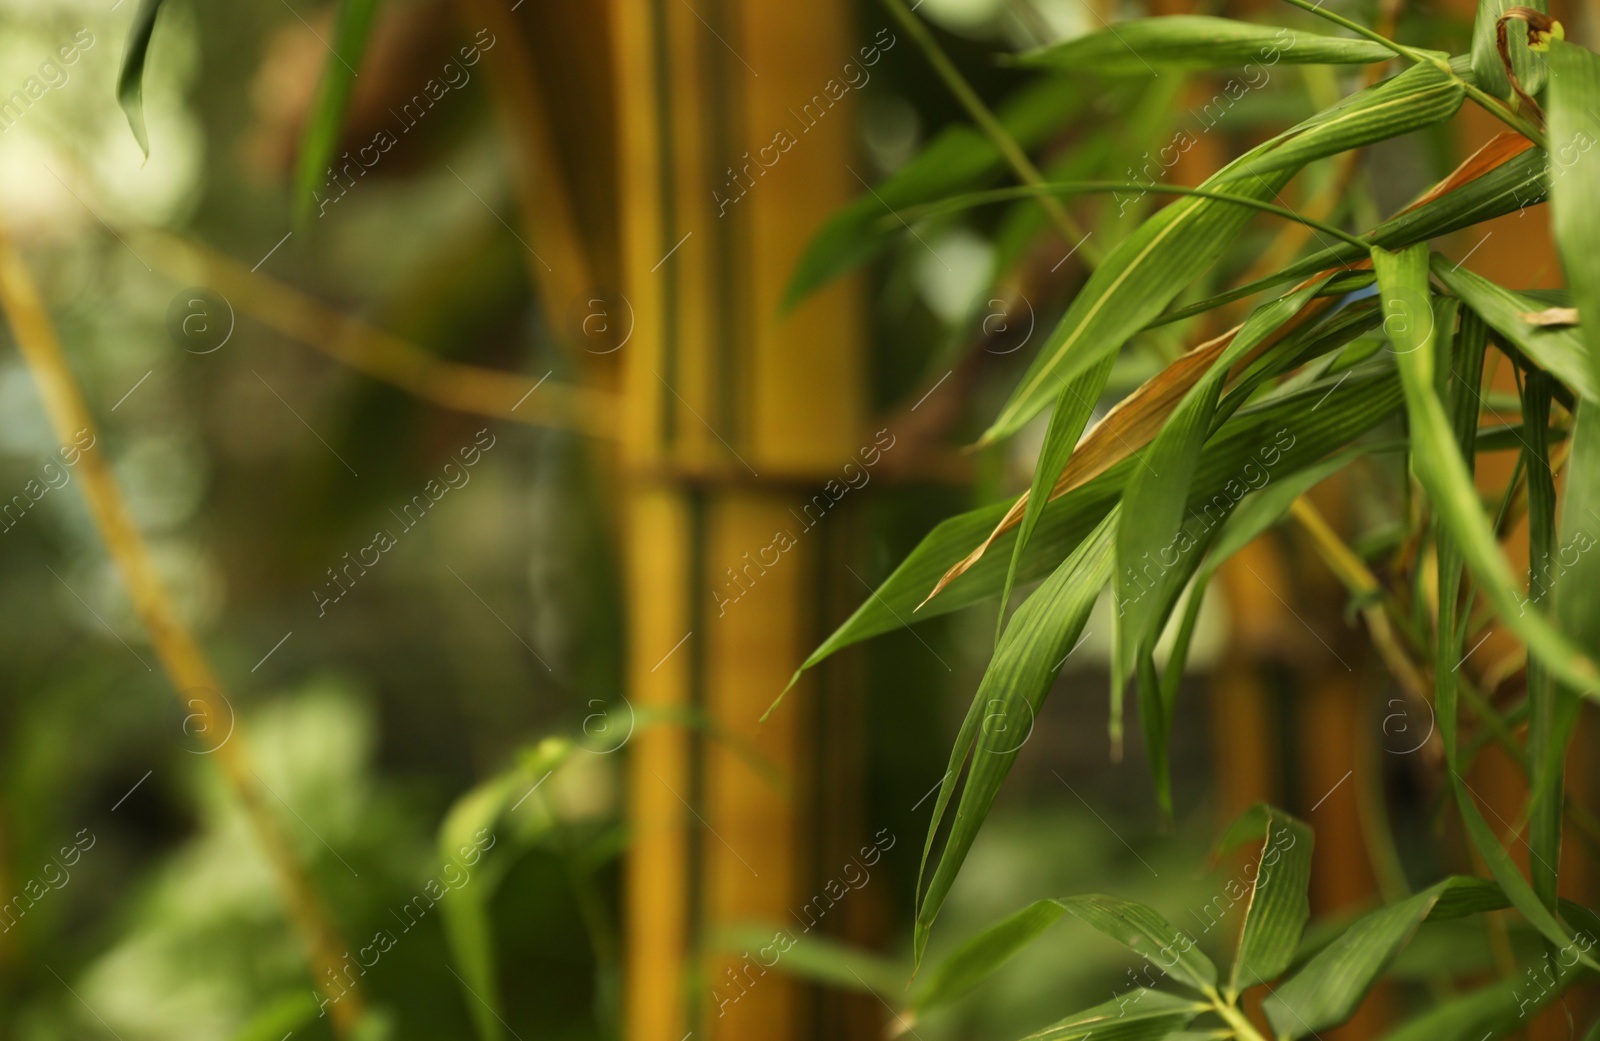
[1556,403,1600,655]
[912,899,1072,1013]
[1263,877,1508,1037]
[1450,778,1600,968]
[1227,63,1464,180]
[1375,962,1581,1041]
[116,0,168,156]
[999,355,1117,635]
[1018,989,1206,1041]
[230,992,321,1041]
[914,514,1115,964]
[1546,42,1600,398]
[1214,805,1314,995]
[1056,895,1218,994]
[1433,262,1598,402]
[1471,0,1548,101]
[1518,369,1572,912]
[984,68,1468,445]
[713,923,907,995]
[783,77,1089,308]
[1379,246,1600,970]
[439,738,574,1041]
[780,368,1404,693]
[1018,17,1394,75]
[1116,280,1329,713]
[1373,245,1597,693]
[1158,142,1548,329]
[294,0,384,224]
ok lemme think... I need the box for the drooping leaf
[1018,16,1395,75]
[712,923,907,996]
[116,0,168,156]
[1115,279,1331,725]
[1373,245,1597,693]
[780,369,1403,691]
[998,354,1116,633]
[1518,368,1571,912]
[915,514,1115,964]
[294,0,384,224]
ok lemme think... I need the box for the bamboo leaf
[1018,989,1206,1041]
[1215,805,1314,995]
[1518,368,1569,912]
[912,899,1071,1013]
[1471,0,1548,101]
[985,67,1470,444]
[713,923,907,995]
[914,514,1115,963]
[1018,17,1395,75]
[1546,42,1600,398]
[1055,895,1218,994]
[294,0,384,224]
[1263,877,1509,1037]
[1115,280,1330,719]
[779,369,1404,697]
[1373,245,1597,693]
[783,77,1089,308]
[1158,133,1545,329]
[1434,263,1598,402]
[1375,965,1584,1041]
[116,0,168,156]
[999,354,1116,633]
[1227,63,1464,180]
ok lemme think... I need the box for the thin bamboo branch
[0,220,365,1035]
[880,0,1105,266]
[135,230,617,438]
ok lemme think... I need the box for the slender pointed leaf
[985,67,1471,444]
[782,369,1404,694]
[116,0,168,156]
[294,0,384,223]
[1547,42,1600,394]
[1018,17,1395,75]
[1263,877,1510,1037]
[1056,894,1218,994]
[915,514,1115,963]
[1373,245,1597,693]
[1019,989,1206,1041]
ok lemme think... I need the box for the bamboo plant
[773,0,1600,1037]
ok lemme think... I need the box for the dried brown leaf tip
[1504,6,1564,50]
[1517,306,1579,327]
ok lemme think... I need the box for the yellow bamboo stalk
[0,219,364,1036]
[135,230,617,437]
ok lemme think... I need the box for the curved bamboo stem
[135,230,618,438]
[0,220,365,1035]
